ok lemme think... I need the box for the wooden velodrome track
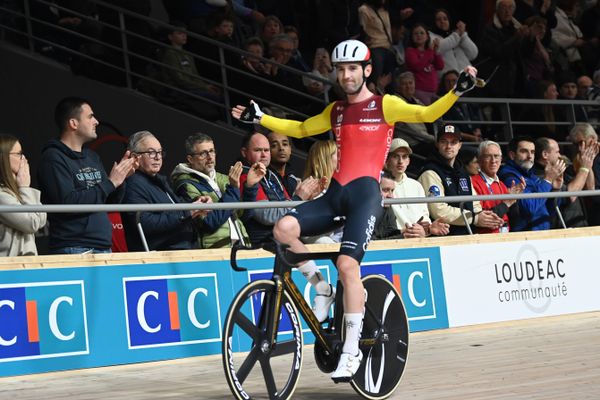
[2,228,600,399]
[2,311,599,399]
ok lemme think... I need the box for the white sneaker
[331,351,363,383]
[312,284,335,322]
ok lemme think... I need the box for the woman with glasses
[0,135,47,256]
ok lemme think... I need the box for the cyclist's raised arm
[260,103,334,139]
[232,101,334,139]
[382,90,459,125]
[383,66,478,125]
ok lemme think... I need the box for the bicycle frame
[263,247,340,356]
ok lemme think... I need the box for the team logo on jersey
[359,125,379,132]
[459,177,469,192]
[363,100,377,111]
[336,114,343,124]
[428,186,441,197]
[359,118,381,123]
[445,177,453,187]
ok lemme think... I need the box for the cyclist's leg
[332,177,384,381]
[273,189,342,318]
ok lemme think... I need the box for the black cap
[437,124,462,141]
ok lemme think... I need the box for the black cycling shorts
[288,177,383,263]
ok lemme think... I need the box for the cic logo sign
[123,274,222,349]
[0,281,89,362]
[361,259,441,323]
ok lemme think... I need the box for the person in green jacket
[171,132,259,248]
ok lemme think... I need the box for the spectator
[458,146,479,176]
[514,0,557,46]
[358,0,398,90]
[267,131,303,198]
[516,80,564,140]
[159,21,222,120]
[557,71,589,122]
[405,22,444,105]
[372,170,404,240]
[471,140,525,233]
[534,136,596,227]
[265,34,309,110]
[238,132,319,245]
[477,0,528,98]
[259,15,284,48]
[587,70,600,123]
[229,36,270,105]
[122,131,208,251]
[569,123,600,225]
[384,138,449,237]
[520,15,554,96]
[437,70,484,142]
[579,1,600,74]
[0,135,47,256]
[418,124,505,235]
[498,135,565,231]
[303,140,337,195]
[38,97,137,254]
[192,13,239,82]
[301,140,344,244]
[283,25,312,73]
[171,133,251,248]
[303,48,337,97]
[551,0,588,76]
[577,75,593,99]
[392,71,435,153]
[429,9,478,77]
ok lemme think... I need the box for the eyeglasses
[9,151,24,159]
[480,154,502,161]
[137,150,166,159]
[189,149,216,159]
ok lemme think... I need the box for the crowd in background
[2,0,600,256]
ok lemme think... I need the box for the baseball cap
[389,138,412,154]
[437,124,462,141]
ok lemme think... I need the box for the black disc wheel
[350,274,409,399]
[222,280,303,400]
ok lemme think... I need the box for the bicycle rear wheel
[222,280,303,400]
[351,274,409,399]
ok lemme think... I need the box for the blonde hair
[0,134,22,202]
[303,140,337,188]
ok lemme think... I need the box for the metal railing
[1,0,599,139]
[1,190,599,251]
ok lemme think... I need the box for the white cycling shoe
[331,350,363,383]
[312,284,335,322]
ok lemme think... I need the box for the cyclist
[231,39,477,382]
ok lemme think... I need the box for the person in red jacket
[471,140,526,233]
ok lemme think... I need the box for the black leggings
[289,177,384,263]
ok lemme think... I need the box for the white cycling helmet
[331,40,371,65]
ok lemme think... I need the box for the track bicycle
[221,239,409,399]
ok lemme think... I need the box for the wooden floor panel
[2,312,599,399]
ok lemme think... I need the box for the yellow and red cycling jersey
[260,91,458,185]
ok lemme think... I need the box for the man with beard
[231,39,478,381]
[498,136,565,231]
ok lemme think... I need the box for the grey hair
[569,123,598,143]
[184,132,213,155]
[496,0,516,12]
[128,130,156,152]
[268,33,294,48]
[396,71,415,82]
[477,140,502,157]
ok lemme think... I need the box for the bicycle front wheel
[351,274,409,400]
[222,280,303,400]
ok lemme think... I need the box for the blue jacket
[498,159,553,231]
[122,172,195,251]
[38,139,122,251]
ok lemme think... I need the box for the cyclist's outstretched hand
[232,100,263,124]
[453,66,478,96]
